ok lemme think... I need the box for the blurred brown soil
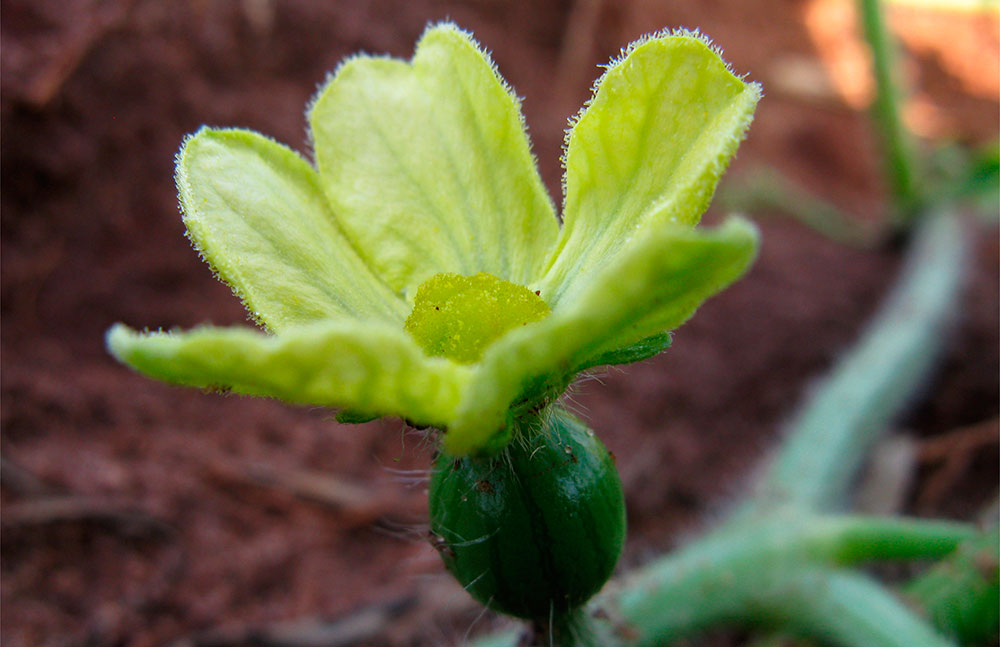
[1,1,997,646]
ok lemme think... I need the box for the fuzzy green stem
[611,514,970,645]
[857,0,923,220]
[744,212,965,513]
[539,608,621,647]
[469,609,621,647]
[767,569,955,647]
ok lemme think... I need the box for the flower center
[404,272,550,364]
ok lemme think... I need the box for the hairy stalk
[767,569,954,647]
[857,0,923,220]
[743,212,965,513]
[537,608,621,647]
[470,608,622,647]
[610,515,968,645]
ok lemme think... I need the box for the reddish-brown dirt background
[2,1,998,646]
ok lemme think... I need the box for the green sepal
[574,331,672,372]
[478,334,673,442]
[106,322,472,428]
[334,410,379,424]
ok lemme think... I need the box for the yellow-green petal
[177,127,407,331]
[539,32,762,308]
[308,22,558,296]
[444,218,759,454]
[107,322,472,427]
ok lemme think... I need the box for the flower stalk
[857,0,924,221]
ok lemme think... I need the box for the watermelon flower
[107,23,761,455]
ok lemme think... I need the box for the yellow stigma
[405,272,550,364]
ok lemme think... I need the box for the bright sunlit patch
[404,272,550,364]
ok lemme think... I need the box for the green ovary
[404,272,550,364]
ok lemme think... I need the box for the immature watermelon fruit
[429,407,626,620]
